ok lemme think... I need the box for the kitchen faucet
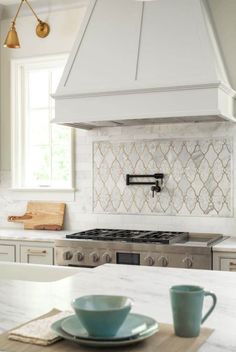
[126,173,164,197]
[151,180,162,198]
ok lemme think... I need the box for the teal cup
[170,285,217,337]
[71,295,133,338]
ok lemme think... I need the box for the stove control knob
[102,253,112,263]
[90,252,100,263]
[145,256,155,266]
[63,251,73,261]
[183,256,193,269]
[158,256,168,267]
[76,252,84,262]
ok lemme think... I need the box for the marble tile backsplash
[1,121,236,236]
[93,138,232,217]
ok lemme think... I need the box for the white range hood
[53,0,236,129]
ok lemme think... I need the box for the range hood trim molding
[53,81,236,100]
[53,83,236,129]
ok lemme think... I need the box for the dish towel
[8,310,72,346]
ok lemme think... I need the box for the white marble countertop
[0,264,235,351]
[0,228,68,242]
[213,237,236,252]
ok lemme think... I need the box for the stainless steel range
[55,229,225,270]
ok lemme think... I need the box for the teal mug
[170,285,217,337]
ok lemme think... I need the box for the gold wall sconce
[4,0,50,48]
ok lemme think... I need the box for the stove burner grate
[66,229,188,244]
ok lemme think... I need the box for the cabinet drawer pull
[27,249,47,256]
[229,262,236,266]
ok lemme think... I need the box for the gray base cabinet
[213,252,236,271]
[0,244,16,262]
[0,239,54,265]
[20,246,54,265]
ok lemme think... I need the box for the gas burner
[66,229,189,244]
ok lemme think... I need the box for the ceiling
[0,0,36,4]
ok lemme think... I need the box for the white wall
[0,4,86,170]
[0,2,236,237]
[0,3,87,229]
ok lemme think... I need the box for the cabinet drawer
[220,258,236,271]
[20,246,53,265]
[0,245,15,262]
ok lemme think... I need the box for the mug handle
[201,291,217,324]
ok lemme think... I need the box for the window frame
[11,54,75,197]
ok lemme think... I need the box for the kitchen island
[0,264,235,351]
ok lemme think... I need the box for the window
[11,55,73,190]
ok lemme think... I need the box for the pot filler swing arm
[126,173,165,198]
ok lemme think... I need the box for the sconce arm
[24,0,42,23]
[12,0,24,25]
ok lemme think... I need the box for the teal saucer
[51,315,159,348]
[61,313,158,341]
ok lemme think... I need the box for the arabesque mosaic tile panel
[93,138,232,217]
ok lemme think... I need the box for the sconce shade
[3,0,50,49]
[4,24,20,48]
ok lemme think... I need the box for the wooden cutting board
[8,202,66,230]
[0,309,214,352]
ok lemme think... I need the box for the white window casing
[11,55,75,201]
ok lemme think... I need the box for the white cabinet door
[0,245,15,262]
[213,252,236,271]
[20,246,53,265]
[220,258,236,272]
